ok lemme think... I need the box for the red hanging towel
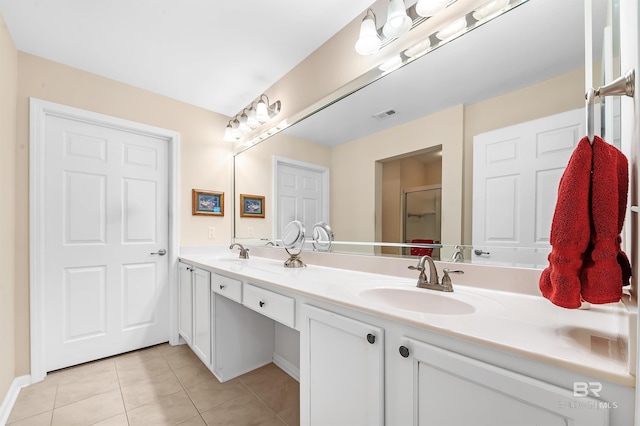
[539,137,592,309]
[581,137,631,303]
[540,136,631,309]
[410,239,433,257]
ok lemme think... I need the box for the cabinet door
[191,267,211,365]
[177,262,193,344]
[393,338,608,426]
[300,304,384,426]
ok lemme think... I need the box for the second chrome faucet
[408,255,463,292]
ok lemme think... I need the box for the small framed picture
[240,194,265,218]
[192,189,224,216]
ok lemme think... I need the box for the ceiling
[0,0,375,117]
[285,0,603,146]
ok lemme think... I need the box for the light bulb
[256,100,269,123]
[383,0,412,38]
[473,0,510,21]
[405,38,431,58]
[246,108,259,129]
[378,55,403,72]
[223,124,234,141]
[436,16,467,40]
[415,0,448,17]
[230,119,241,139]
[238,111,249,133]
[355,11,381,55]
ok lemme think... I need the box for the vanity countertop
[179,247,635,387]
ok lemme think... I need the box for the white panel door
[472,108,593,267]
[44,114,169,371]
[274,158,329,241]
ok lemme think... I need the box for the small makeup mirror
[312,222,334,252]
[282,220,306,268]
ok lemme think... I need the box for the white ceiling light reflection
[473,0,510,21]
[379,55,404,72]
[404,37,432,58]
[436,16,468,40]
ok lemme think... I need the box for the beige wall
[332,105,463,246]
[0,11,17,402]
[14,53,234,376]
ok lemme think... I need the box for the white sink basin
[359,287,476,315]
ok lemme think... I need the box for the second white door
[274,157,329,241]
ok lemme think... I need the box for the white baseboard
[273,353,300,382]
[0,375,31,426]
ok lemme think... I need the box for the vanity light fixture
[355,9,382,55]
[355,0,453,56]
[383,0,412,38]
[223,94,282,142]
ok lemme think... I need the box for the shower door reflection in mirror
[403,186,442,260]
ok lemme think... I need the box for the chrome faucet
[408,255,463,292]
[229,243,249,259]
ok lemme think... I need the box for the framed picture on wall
[192,189,224,216]
[240,194,265,218]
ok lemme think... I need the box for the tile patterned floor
[7,344,300,426]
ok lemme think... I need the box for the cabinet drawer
[243,283,295,328]
[211,273,242,303]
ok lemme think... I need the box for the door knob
[150,248,167,256]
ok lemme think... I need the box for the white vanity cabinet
[300,304,384,426]
[178,262,212,366]
[387,337,609,426]
[178,256,634,425]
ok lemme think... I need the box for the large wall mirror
[234,0,619,268]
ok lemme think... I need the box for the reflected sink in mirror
[359,287,476,315]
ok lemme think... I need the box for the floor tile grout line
[48,358,121,412]
[114,365,131,426]
[49,383,58,426]
[49,383,121,412]
[237,379,289,425]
